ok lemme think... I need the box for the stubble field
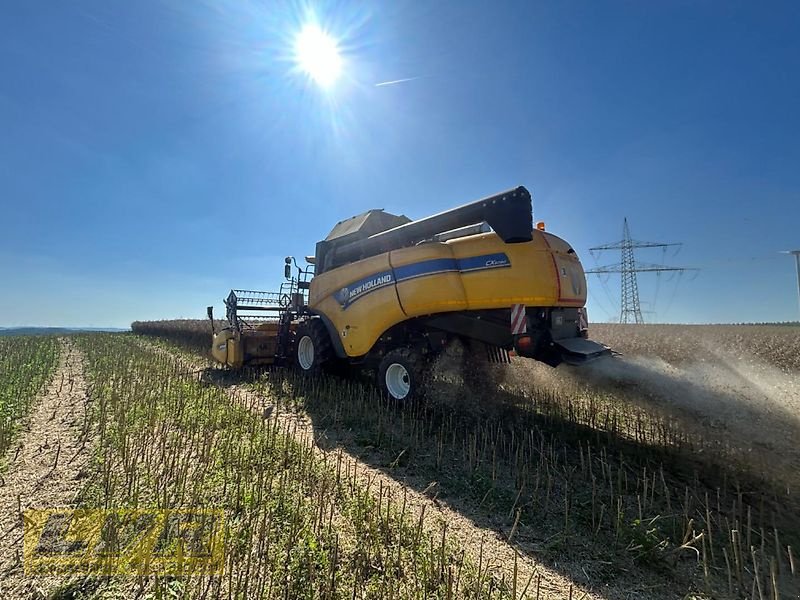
[0,322,797,599]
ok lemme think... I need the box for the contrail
[374,76,423,87]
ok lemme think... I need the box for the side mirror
[284,264,291,279]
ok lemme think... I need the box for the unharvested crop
[130,319,220,356]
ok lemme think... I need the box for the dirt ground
[0,339,92,599]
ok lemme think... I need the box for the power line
[780,250,800,319]
[587,288,615,321]
[586,218,697,324]
[589,250,620,315]
[662,270,685,320]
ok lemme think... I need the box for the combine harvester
[208,186,610,400]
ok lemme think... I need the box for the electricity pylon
[586,218,689,324]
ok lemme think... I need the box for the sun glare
[294,24,342,88]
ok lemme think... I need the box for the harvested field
[0,339,92,598]
[0,336,60,467]
[580,324,800,490]
[128,320,800,598]
[2,324,798,598]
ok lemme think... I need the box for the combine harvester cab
[209,185,610,400]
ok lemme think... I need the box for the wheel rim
[385,363,411,399]
[297,336,315,370]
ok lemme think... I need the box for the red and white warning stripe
[510,304,527,335]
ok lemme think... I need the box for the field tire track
[0,338,92,598]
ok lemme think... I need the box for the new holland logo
[335,272,394,308]
[332,253,511,309]
[334,287,349,305]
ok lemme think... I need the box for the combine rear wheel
[294,319,331,376]
[378,348,429,401]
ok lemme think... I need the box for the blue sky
[1,1,798,327]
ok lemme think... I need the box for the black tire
[378,347,429,401]
[294,319,332,375]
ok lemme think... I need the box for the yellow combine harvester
[208,186,610,399]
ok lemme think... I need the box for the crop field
[568,324,800,493]
[0,324,798,599]
[0,336,60,468]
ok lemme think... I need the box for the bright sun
[294,24,342,88]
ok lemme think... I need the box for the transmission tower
[586,218,691,324]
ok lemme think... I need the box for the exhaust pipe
[207,306,216,335]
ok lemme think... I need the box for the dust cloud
[503,347,800,490]
[426,334,800,490]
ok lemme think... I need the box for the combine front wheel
[378,348,428,401]
[294,319,331,375]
